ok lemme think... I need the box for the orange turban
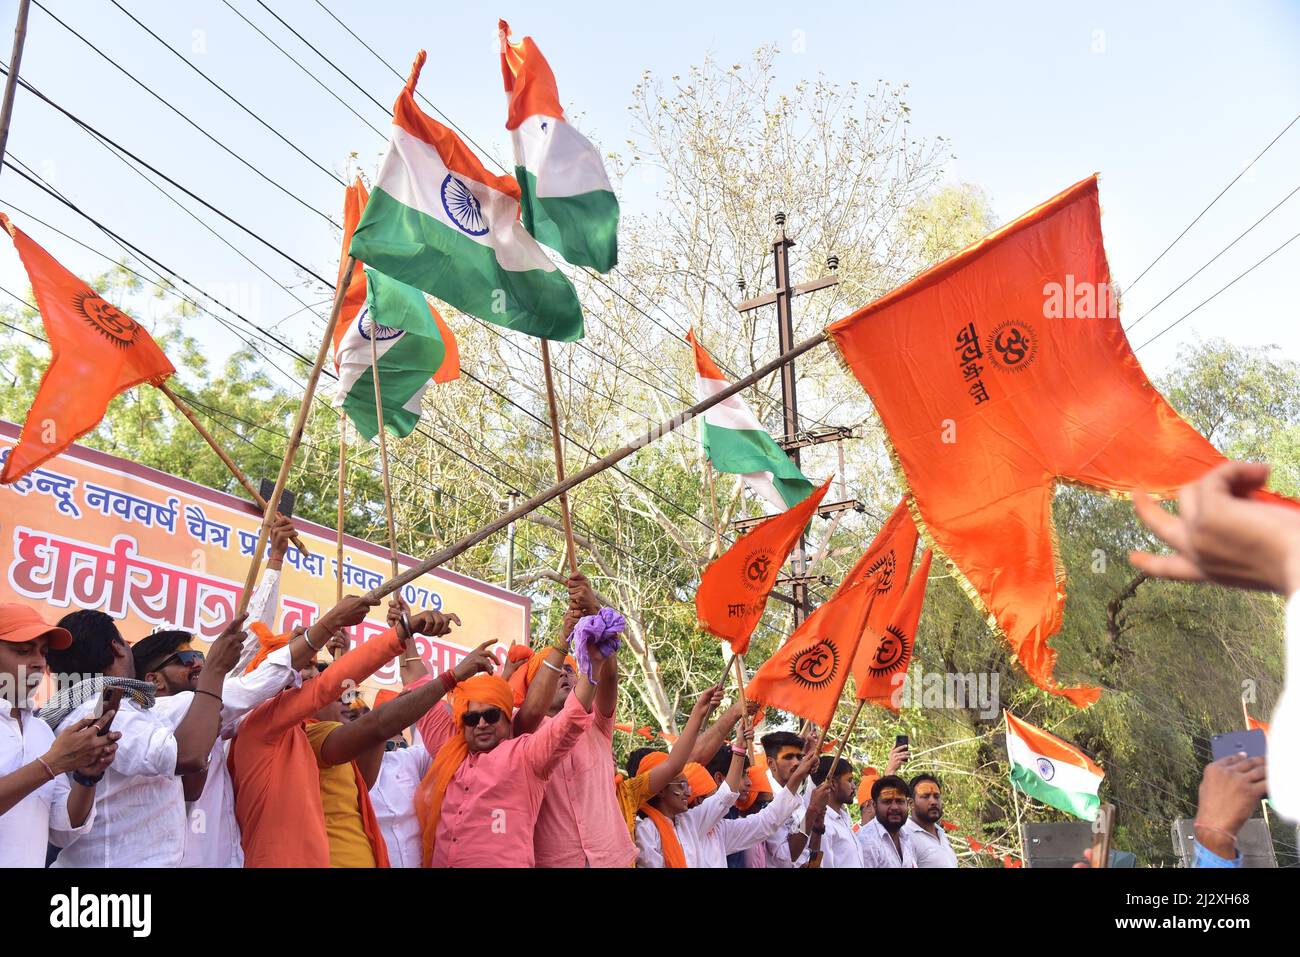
[245,621,292,674]
[735,764,773,812]
[857,766,881,806]
[684,762,716,800]
[508,649,578,708]
[415,674,514,867]
[507,644,534,663]
[373,688,399,709]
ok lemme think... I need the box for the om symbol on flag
[790,639,839,690]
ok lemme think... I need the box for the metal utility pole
[737,212,862,628]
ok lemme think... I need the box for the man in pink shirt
[520,574,634,867]
[416,639,607,867]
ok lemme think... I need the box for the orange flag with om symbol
[855,549,932,712]
[695,477,831,655]
[827,174,1257,707]
[0,214,174,485]
[747,500,919,728]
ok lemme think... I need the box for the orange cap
[0,602,71,649]
[856,766,880,805]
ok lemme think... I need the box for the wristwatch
[72,770,104,786]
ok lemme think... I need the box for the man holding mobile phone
[0,604,119,867]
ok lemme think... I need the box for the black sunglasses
[462,707,505,727]
[157,649,205,670]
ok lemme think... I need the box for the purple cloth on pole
[571,607,625,682]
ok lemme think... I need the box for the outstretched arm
[645,684,724,797]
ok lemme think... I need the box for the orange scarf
[245,621,291,673]
[415,674,515,867]
[634,751,688,868]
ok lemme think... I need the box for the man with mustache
[857,774,918,868]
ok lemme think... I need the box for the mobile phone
[259,479,295,519]
[95,687,124,735]
[1210,728,1267,761]
[895,734,909,750]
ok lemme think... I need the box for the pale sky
[1,0,1298,381]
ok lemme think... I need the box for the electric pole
[736,212,863,628]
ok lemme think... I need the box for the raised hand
[452,639,498,682]
[692,683,725,718]
[205,612,249,675]
[268,516,297,562]
[409,610,462,639]
[885,743,910,776]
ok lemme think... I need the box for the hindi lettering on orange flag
[0,214,175,485]
[695,477,831,655]
[827,174,1242,707]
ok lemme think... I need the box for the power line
[25,0,337,226]
[1125,180,1300,332]
[1124,110,1300,293]
[104,0,346,187]
[1135,229,1300,352]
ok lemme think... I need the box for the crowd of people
[0,461,1295,868]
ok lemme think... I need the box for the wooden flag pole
[0,0,31,181]
[336,414,348,603]
[539,339,579,575]
[362,330,829,601]
[158,381,311,557]
[824,698,866,780]
[237,256,356,615]
[369,329,400,577]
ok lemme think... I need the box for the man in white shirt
[1131,460,1300,821]
[636,728,820,868]
[759,730,813,867]
[812,755,864,867]
[0,603,119,867]
[369,731,430,867]
[857,774,918,868]
[43,607,243,868]
[903,773,958,867]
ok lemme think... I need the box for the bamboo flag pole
[539,339,579,576]
[158,381,311,557]
[237,256,356,615]
[823,698,866,782]
[336,414,348,603]
[369,330,400,577]
[363,330,829,602]
[0,0,31,181]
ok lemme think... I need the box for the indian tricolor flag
[349,51,584,342]
[1005,710,1104,821]
[688,330,812,513]
[334,178,459,440]
[500,20,618,273]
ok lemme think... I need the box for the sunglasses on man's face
[462,707,506,728]
[158,649,205,670]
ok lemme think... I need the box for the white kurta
[856,815,918,868]
[820,804,864,868]
[903,816,959,868]
[369,740,432,868]
[635,782,801,868]
[0,701,96,867]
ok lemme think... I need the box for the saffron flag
[746,500,919,727]
[1005,710,1104,821]
[349,52,583,342]
[688,329,813,512]
[1247,714,1270,735]
[499,20,619,272]
[695,477,831,655]
[333,178,459,440]
[856,549,932,711]
[747,572,879,729]
[828,174,1244,707]
[0,214,174,484]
